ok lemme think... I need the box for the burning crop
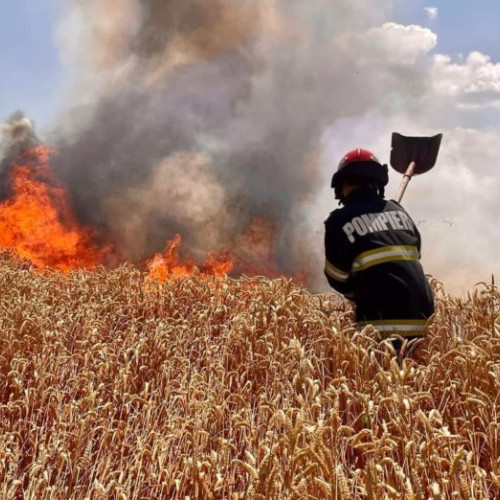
[0,129,297,283]
[0,113,295,282]
[146,234,234,282]
[0,146,108,272]
[0,139,242,280]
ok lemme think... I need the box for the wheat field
[0,250,499,499]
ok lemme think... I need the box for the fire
[0,146,108,271]
[0,145,280,283]
[0,145,234,279]
[146,234,234,282]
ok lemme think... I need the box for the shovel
[390,132,442,203]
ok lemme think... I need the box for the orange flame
[0,146,108,271]
[0,146,289,283]
[146,234,234,282]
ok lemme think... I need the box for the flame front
[0,145,259,282]
[146,234,234,282]
[0,146,107,271]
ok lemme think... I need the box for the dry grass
[0,250,499,499]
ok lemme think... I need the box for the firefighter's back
[326,188,434,333]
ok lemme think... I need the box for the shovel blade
[390,133,442,175]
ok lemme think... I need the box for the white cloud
[424,7,438,20]
[341,22,437,66]
[432,51,500,106]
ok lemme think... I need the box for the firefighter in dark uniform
[324,148,434,354]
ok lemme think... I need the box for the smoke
[103,151,230,257]
[1,112,39,167]
[48,0,395,276]
[0,112,40,199]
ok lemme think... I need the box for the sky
[2,1,500,127]
[393,1,500,61]
[2,0,500,294]
[0,0,63,127]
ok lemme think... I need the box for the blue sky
[0,0,63,128]
[393,0,500,60]
[1,1,500,128]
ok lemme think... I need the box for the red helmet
[331,148,388,199]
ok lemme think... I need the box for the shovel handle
[395,162,416,203]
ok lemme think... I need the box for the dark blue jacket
[324,188,434,337]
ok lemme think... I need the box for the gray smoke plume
[49,0,395,277]
[1,112,39,168]
[0,112,40,199]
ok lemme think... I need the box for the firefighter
[324,148,434,355]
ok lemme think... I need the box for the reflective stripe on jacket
[357,319,427,337]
